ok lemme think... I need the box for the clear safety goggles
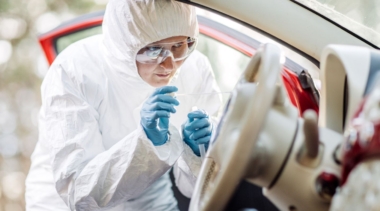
[136,37,197,64]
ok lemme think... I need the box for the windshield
[295,0,380,48]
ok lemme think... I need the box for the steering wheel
[189,43,283,211]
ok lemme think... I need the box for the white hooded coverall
[25,0,221,210]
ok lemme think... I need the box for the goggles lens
[136,37,197,64]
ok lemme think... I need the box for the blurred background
[0,1,108,210]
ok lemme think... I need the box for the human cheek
[137,63,156,77]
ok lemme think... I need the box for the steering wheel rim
[189,43,283,211]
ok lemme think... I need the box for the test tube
[199,142,206,161]
[167,92,176,97]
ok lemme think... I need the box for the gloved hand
[182,110,213,156]
[141,86,179,146]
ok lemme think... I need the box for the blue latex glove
[141,86,179,146]
[182,110,213,156]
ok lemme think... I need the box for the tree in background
[0,1,106,210]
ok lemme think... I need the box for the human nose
[160,51,175,70]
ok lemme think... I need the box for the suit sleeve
[40,64,184,210]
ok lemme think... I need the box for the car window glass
[53,9,320,95]
[196,34,250,105]
[295,0,380,48]
[196,9,320,82]
[56,26,102,53]
[55,24,251,105]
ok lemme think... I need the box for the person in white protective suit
[25,0,222,210]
